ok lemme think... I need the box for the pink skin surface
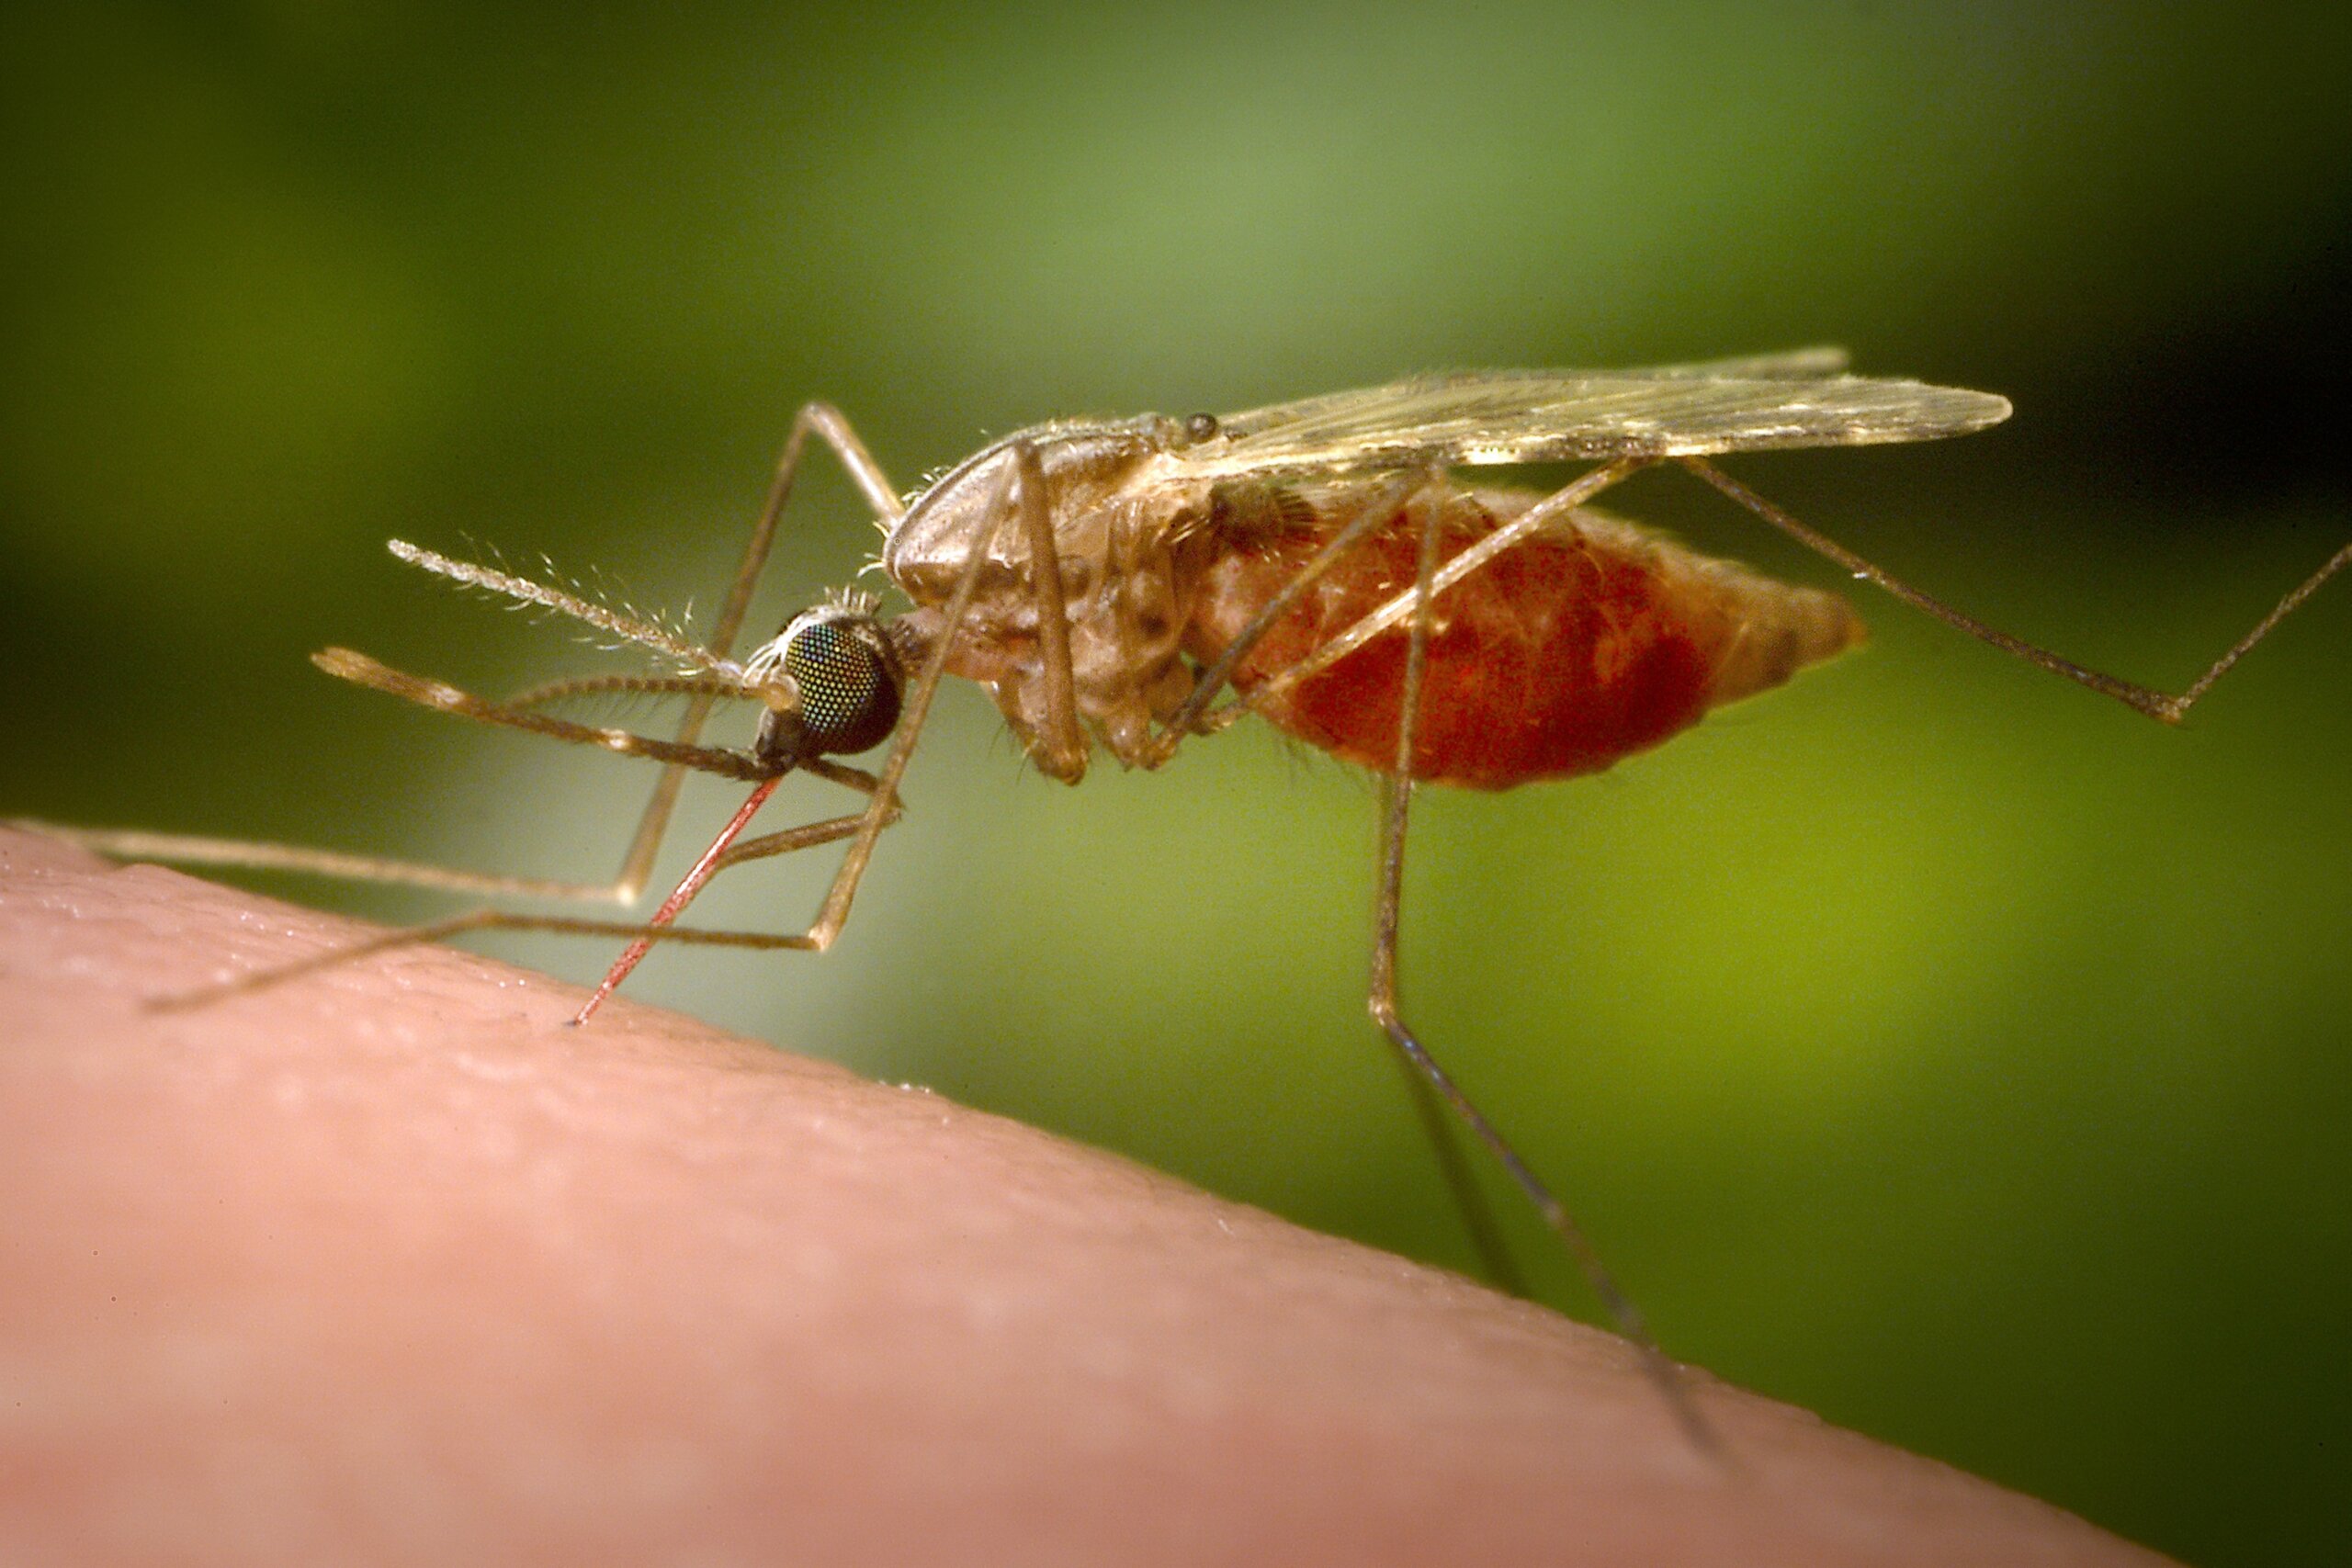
[0,828,2171,1566]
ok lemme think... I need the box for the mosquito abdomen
[1185,487,1864,789]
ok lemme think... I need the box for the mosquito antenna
[388,540,743,678]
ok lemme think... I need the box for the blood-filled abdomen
[1182,482,1865,790]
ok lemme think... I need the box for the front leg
[1008,439,1091,784]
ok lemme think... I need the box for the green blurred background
[5,4,2347,1560]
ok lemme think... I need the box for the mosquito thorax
[749,604,905,770]
[879,415,1194,593]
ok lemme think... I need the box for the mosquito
[28,348,2350,1450]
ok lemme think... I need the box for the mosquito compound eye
[780,611,902,757]
[1182,412,1219,443]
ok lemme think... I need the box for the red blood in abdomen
[1183,503,1726,790]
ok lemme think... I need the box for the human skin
[0,828,2171,1566]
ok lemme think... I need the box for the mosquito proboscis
[27,348,2350,1452]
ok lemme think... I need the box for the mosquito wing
[1180,352,2011,481]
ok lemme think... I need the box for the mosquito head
[745,603,905,770]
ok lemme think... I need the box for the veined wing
[1185,355,2010,480]
[1589,346,1854,379]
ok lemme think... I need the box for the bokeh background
[5,5,2347,1561]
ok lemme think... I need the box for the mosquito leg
[10,822,641,904]
[1679,456,2352,723]
[1385,938,1533,1302]
[1368,774,1716,1453]
[610,403,907,900]
[157,905,834,1012]
[1007,440,1089,784]
[1244,457,1655,712]
[144,768,897,1012]
[1367,480,1717,1452]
